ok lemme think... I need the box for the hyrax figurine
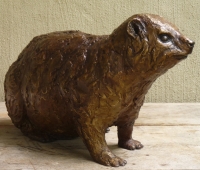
[4,14,194,166]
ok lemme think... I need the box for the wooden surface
[0,102,200,170]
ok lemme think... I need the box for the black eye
[158,33,171,43]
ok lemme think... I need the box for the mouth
[174,55,188,60]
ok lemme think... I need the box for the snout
[187,39,195,47]
[186,39,195,53]
[174,38,194,60]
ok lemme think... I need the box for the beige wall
[0,0,199,102]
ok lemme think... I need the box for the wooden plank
[0,102,200,169]
[0,126,200,169]
[137,103,200,126]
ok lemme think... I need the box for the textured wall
[0,0,199,102]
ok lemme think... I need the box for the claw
[118,139,143,150]
[97,150,127,167]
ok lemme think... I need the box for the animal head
[113,14,194,75]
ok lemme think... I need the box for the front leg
[75,119,127,167]
[118,123,143,150]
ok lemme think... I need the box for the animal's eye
[158,33,172,43]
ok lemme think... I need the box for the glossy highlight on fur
[4,14,194,167]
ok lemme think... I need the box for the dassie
[4,14,194,167]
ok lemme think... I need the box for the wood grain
[0,102,200,169]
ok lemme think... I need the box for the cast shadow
[0,119,121,164]
[0,119,92,162]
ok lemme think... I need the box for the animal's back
[4,30,101,141]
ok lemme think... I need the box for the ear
[127,18,147,39]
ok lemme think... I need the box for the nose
[187,39,195,48]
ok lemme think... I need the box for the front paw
[95,150,127,167]
[118,139,143,150]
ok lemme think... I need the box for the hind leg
[6,98,55,143]
[20,120,56,143]
[5,67,55,143]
